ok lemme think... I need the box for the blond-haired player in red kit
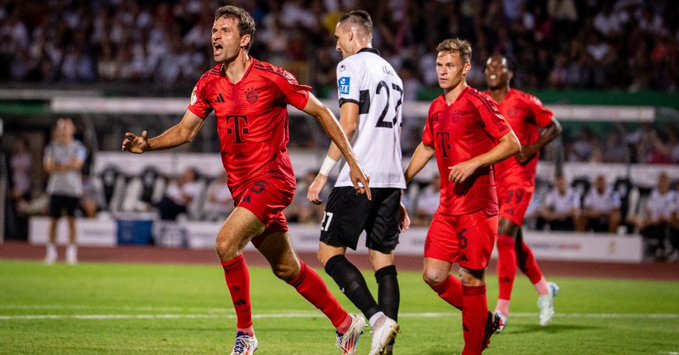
[404,39,520,354]
[485,55,562,331]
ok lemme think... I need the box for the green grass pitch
[0,260,678,354]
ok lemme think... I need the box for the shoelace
[337,333,353,352]
[233,337,248,354]
[337,333,347,349]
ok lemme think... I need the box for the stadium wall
[29,217,643,263]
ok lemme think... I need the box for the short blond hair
[436,38,472,64]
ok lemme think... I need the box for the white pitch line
[1,312,678,321]
[0,305,227,313]
[0,312,327,321]
[0,314,222,320]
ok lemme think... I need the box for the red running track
[1,241,678,281]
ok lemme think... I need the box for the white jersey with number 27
[334,48,406,189]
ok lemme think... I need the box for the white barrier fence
[93,152,679,186]
[29,216,643,263]
[50,97,656,123]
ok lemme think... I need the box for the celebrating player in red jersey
[122,6,370,355]
[484,55,562,331]
[404,39,520,355]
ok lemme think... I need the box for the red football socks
[461,284,488,355]
[222,255,253,330]
[288,261,349,331]
[430,275,464,310]
[497,234,518,301]
[518,241,544,286]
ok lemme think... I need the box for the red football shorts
[497,185,533,227]
[233,177,296,237]
[424,210,498,270]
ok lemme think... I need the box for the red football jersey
[490,89,554,190]
[188,59,311,195]
[422,87,511,216]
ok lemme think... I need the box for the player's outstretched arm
[122,111,205,154]
[306,102,360,204]
[518,119,562,164]
[404,142,435,184]
[448,130,520,183]
[302,93,371,200]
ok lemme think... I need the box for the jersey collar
[219,58,256,84]
[358,47,380,56]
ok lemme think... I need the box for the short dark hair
[338,9,373,34]
[436,38,472,64]
[214,5,256,50]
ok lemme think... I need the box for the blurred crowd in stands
[564,123,679,165]
[1,0,678,93]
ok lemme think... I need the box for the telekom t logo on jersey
[226,115,249,143]
[436,132,452,157]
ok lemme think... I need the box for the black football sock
[376,265,400,346]
[375,265,400,321]
[325,255,380,320]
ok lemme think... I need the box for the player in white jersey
[306,10,405,355]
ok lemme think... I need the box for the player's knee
[215,238,238,260]
[422,269,446,286]
[271,262,298,282]
[460,268,485,286]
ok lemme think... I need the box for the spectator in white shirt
[156,167,202,221]
[413,175,441,226]
[579,175,621,233]
[204,172,234,222]
[285,170,326,224]
[670,182,679,260]
[538,175,580,231]
[628,173,677,260]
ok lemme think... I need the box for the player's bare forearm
[325,102,359,162]
[146,127,189,151]
[471,131,521,168]
[404,143,435,183]
[449,131,520,183]
[537,120,562,149]
[304,95,360,168]
[304,93,371,199]
[310,106,356,203]
[322,119,358,167]
[307,174,328,204]
[148,113,205,151]
[123,111,204,154]
[520,120,562,163]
